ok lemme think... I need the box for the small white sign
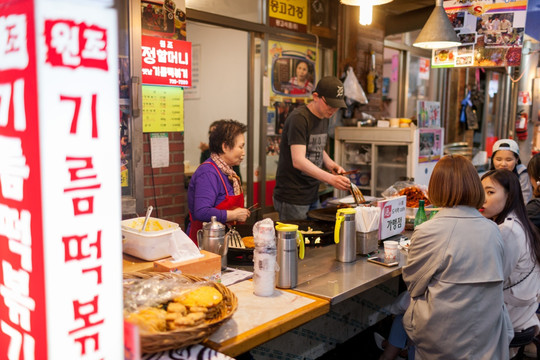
[378,195,406,240]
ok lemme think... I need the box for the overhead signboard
[141,35,192,87]
[269,0,308,33]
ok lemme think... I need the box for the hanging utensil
[140,205,153,232]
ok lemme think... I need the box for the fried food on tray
[241,236,255,248]
[175,286,223,308]
[125,284,225,333]
[398,186,430,208]
[125,307,167,333]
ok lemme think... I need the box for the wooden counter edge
[203,289,330,358]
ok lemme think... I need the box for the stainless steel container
[275,223,305,289]
[356,230,379,255]
[197,216,227,270]
[335,208,357,262]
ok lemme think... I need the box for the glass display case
[334,127,416,197]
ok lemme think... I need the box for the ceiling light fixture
[413,0,461,49]
[341,0,393,26]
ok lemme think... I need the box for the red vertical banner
[0,0,123,359]
[0,1,48,359]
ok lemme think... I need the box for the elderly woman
[187,119,250,244]
[403,155,513,359]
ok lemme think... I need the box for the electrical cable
[146,132,160,218]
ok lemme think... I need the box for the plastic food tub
[121,217,180,261]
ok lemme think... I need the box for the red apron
[189,161,244,245]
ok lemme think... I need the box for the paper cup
[384,240,399,260]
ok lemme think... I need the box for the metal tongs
[340,172,365,206]
[350,182,365,206]
[226,223,244,248]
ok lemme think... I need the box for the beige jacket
[403,206,513,360]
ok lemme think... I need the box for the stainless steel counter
[294,242,407,304]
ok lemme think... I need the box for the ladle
[140,206,153,232]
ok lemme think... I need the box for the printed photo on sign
[141,0,186,40]
[449,11,465,29]
[458,33,476,45]
[433,49,455,67]
[268,40,319,101]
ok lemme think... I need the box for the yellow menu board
[142,85,184,133]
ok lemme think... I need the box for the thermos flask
[335,208,357,262]
[197,216,228,270]
[275,223,305,288]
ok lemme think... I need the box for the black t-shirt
[273,105,328,205]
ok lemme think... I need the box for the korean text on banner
[2,0,124,359]
[141,35,192,87]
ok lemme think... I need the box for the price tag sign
[269,0,308,33]
[378,195,406,239]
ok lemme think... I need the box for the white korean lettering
[0,135,30,201]
[156,49,167,63]
[141,46,156,64]
[81,28,106,60]
[178,51,188,65]
[0,14,28,70]
[167,51,177,64]
[0,79,27,131]
[50,22,81,66]
[1,261,35,331]
[1,321,35,360]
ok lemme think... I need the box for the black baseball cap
[313,76,347,109]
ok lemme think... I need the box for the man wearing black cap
[273,76,351,221]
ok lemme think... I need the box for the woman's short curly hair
[209,119,247,154]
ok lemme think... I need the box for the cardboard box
[153,250,221,282]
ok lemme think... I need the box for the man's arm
[290,144,350,191]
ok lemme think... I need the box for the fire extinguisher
[516,110,528,140]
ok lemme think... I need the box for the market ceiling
[377,0,435,36]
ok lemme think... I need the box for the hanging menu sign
[433,0,528,68]
[141,35,192,86]
[269,0,308,33]
[142,85,184,132]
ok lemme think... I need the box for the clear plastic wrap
[123,276,207,313]
[252,218,277,296]
[381,180,430,208]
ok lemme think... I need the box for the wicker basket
[123,271,238,353]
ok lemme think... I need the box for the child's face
[480,176,507,219]
[492,150,517,171]
[296,62,308,80]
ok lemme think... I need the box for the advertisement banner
[141,35,192,87]
[267,40,318,135]
[432,0,528,68]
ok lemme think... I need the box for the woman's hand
[227,207,251,223]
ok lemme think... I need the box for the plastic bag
[343,66,368,105]
[381,180,430,208]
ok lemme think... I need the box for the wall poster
[267,40,319,136]
[418,128,443,163]
[432,0,528,68]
